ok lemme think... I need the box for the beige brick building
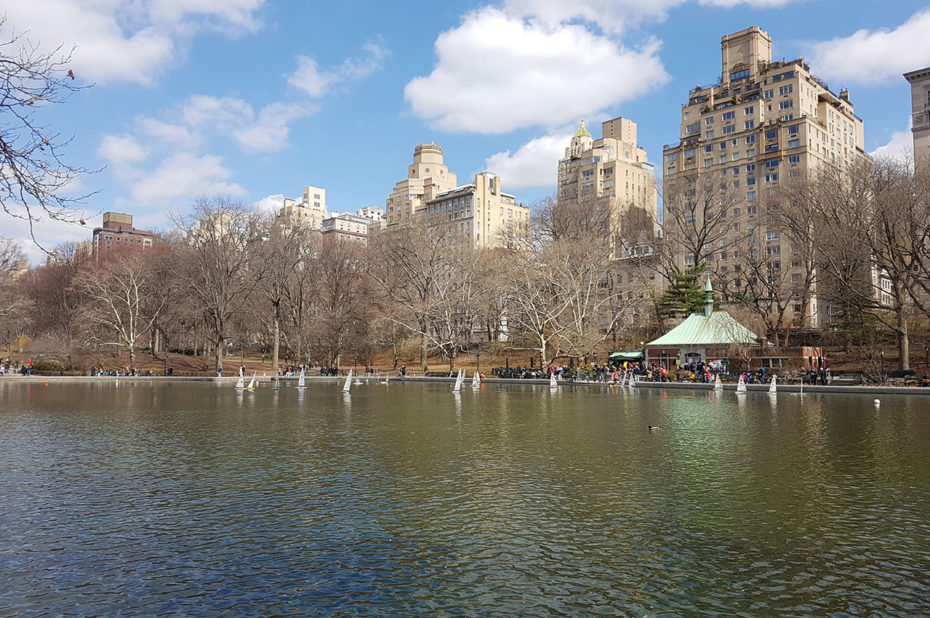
[663,26,867,327]
[557,116,658,253]
[277,185,328,230]
[385,144,530,248]
[385,144,457,226]
[904,67,930,166]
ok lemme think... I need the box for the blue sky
[7,0,930,262]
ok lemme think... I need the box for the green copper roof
[646,310,759,347]
[574,121,592,138]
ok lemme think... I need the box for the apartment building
[321,213,371,246]
[385,144,529,248]
[384,144,457,226]
[91,212,156,256]
[904,67,930,166]
[557,116,658,252]
[277,185,328,230]
[663,26,867,327]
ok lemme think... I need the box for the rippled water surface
[2,380,930,615]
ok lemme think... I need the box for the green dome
[574,121,592,139]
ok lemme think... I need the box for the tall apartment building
[277,185,328,230]
[904,67,930,166]
[557,117,658,251]
[663,26,866,326]
[91,212,156,256]
[385,144,457,226]
[385,144,530,248]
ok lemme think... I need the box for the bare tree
[175,197,264,372]
[254,220,305,373]
[0,19,93,239]
[77,250,168,367]
[812,158,923,370]
[660,173,744,277]
[310,237,372,368]
[369,225,473,371]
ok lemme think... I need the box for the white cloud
[98,134,147,165]
[807,9,930,85]
[405,7,668,134]
[485,130,574,188]
[234,102,315,152]
[288,42,388,98]
[5,0,265,86]
[137,117,198,147]
[251,193,286,217]
[502,0,799,35]
[4,216,95,266]
[131,152,245,204]
[136,95,314,153]
[870,129,913,161]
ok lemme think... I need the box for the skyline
[6,0,930,263]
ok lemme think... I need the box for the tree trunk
[272,302,280,375]
[899,309,910,371]
[420,333,427,373]
[215,338,224,371]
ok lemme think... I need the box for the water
[1,380,929,615]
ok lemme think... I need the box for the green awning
[609,351,644,361]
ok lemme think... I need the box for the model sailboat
[297,367,306,389]
[736,375,747,394]
[471,371,481,389]
[714,374,723,391]
[769,375,777,394]
[343,369,353,393]
[549,372,558,388]
[246,372,257,390]
[452,368,464,392]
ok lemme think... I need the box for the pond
[1,380,928,614]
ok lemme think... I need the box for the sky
[5,0,930,263]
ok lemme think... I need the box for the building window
[745,135,756,144]
[779,85,793,95]
[788,154,800,164]
[723,111,735,121]
[723,125,735,134]
[745,120,755,129]
[779,100,794,110]
[788,124,800,135]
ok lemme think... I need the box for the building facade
[385,144,457,226]
[91,212,156,256]
[904,67,930,166]
[277,185,328,230]
[423,172,529,248]
[663,26,867,327]
[557,117,658,252]
[321,213,371,245]
[385,144,529,248]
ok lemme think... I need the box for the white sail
[736,375,747,394]
[343,369,352,393]
[472,371,481,388]
[247,372,256,389]
[297,367,306,388]
[453,368,464,392]
[549,372,558,388]
[235,375,244,389]
[714,374,723,391]
[769,375,777,394]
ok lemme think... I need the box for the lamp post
[880,348,885,384]
[476,351,480,375]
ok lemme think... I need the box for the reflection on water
[1,381,929,614]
